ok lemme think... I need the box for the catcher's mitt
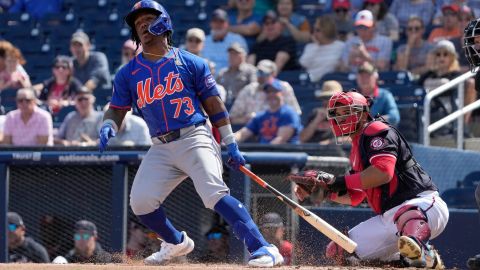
[286,170,334,204]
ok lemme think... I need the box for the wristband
[102,119,119,132]
[329,176,347,193]
[210,111,229,123]
[345,173,363,190]
[219,125,236,145]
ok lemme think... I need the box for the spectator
[450,5,475,70]
[2,88,53,146]
[275,0,311,43]
[38,215,71,261]
[107,110,151,146]
[0,114,5,142]
[389,0,435,30]
[332,0,354,41]
[0,46,31,91]
[115,40,142,74]
[418,40,476,125]
[198,224,230,263]
[63,220,114,263]
[258,213,292,265]
[299,15,345,82]
[428,4,462,43]
[54,88,103,146]
[9,0,62,19]
[229,59,301,125]
[202,9,248,71]
[248,10,299,71]
[184,28,205,56]
[362,0,400,41]
[217,42,257,106]
[0,0,14,13]
[70,31,111,91]
[33,55,82,115]
[394,16,433,77]
[299,80,342,144]
[206,60,227,101]
[8,212,50,263]
[0,41,29,89]
[126,220,160,260]
[228,0,262,50]
[356,62,400,126]
[338,10,392,72]
[235,79,302,144]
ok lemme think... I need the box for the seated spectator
[2,88,53,146]
[300,80,342,144]
[394,16,433,77]
[235,79,302,144]
[217,42,257,106]
[259,212,292,265]
[275,0,311,43]
[338,10,392,72]
[198,224,230,263]
[8,212,50,263]
[428,4,462,43]
[450,5,475,71]
[126,220,160,260]
[332,0,354,41]
[8,0,62,19]
[356,62,400,126]
[115,40,142,74]
[389,0,435,30]
[418,40,476,125]
[202,9,248,71]
[0,46,31,91]
[107,110,151,146]
[363,0,399,41]
[299,15,345,82]
[206,60,227,101]
[248,10,299,71]
[229,59,301,125]
[33,55,82,115]
[70,31,111,91]
[63,220,114,263]
[228,0,262,51]
[0,41,30,90]
[184,28,205,56]
[54,88,103,146]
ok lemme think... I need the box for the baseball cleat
[398,236,444,269]
[144,231,194,265]
[248,244,284,267]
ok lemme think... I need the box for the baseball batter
[287,91,449,269]
[98,1,283,267]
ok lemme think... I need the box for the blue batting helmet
[125,0,173,38]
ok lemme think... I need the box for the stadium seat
[94,89,112,111]
[462,171,480,187]
[378,71,413,86]
[0,89,19,113]
[321,72,357,85]
[385,85,425,105]
[441,187,477,209]
[277,70,310,85]
[53,105,76,125]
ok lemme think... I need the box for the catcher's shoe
[144,231,194,265]
[398,235,444,270]
[248,244,284,267]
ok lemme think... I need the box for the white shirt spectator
[299,40,345,82]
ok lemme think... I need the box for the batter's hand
[99,123,116,153]
[226,142,245,170]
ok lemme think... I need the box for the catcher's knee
[393,205,431,243]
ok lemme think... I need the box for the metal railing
[423,69,480,149]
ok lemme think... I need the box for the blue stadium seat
[321,72,356,84]
[378,71,413,86]
[462,171,480,187]
[94,89,112,111]
[277,70,310,85]
[0,89,19,113]
[385,85,425,105]
[53,105,76,126]
[441,187,477,209]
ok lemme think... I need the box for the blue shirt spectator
[228,0,262,51]
[9,0,62,19]
[389,0,435,30]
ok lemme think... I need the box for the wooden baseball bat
[239,165,357,254]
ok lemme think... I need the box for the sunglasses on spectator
[355,25,370,31]
[16,98,33,103]
[207,232,223,240]
[407,26,422,32]
[187,38,202,44]
[443,11,458,17]
[436,51,450,58]
[335,8,348,13]
[365,2,378,7]
[8,224,18,232]
[257,70,271,77]
[54,65,69,70]
[76,97,90,102]
[74,233,93,241]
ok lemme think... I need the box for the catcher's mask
[125,0,173,47]
[463,18,480,72]
[327,91,370,143]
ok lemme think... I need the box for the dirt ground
[0,263,421,270]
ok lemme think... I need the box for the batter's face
[134,11,158,45]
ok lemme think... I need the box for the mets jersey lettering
[136,72,184,108]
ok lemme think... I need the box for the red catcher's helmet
[327,91,370,139]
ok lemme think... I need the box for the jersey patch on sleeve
[205,74,216,89]
[370,137,386,150]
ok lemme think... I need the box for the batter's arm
[201,96,230,127]
[103,107,129,130]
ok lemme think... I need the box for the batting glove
[99,123,116,153]
[226,142,245,170]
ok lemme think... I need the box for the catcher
[287,91,449,269]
